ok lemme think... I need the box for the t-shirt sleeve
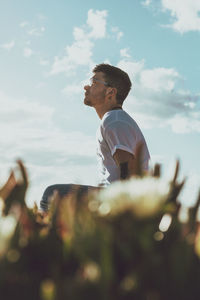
[104,121,137,157]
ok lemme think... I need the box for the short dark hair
[93,63,132,105]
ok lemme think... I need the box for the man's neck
[95,104,122,119]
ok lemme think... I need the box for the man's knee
[40,184,74,211]
[40,184,100,212]
[40,184,60,212]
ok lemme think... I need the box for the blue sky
[0,0,200,207]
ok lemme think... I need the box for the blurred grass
[0,160,200,300]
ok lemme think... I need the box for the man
[40,63,150,211]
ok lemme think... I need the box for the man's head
[93,64,132,105]
[84,63,132,108]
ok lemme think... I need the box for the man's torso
[96,109,150,186]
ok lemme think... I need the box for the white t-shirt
[96,109,150,186]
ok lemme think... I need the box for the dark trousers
[40,184,100,212]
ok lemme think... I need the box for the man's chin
[84,98,92,107]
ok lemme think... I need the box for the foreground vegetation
[0,160,200,300]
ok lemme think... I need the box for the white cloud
[118,58,200,133]
[0,90,96,157]
[0,40,15,51]
[49,41,93,76]
[0,90,53,125]
[49,9,108,75]
[140,68,179,92]
[23,47,34,57]
[20,19,45,36]
[62,83,83,96]
[28,26,45,36]
[143,0,200,33]
[142,0,152,6]
[117,31,123,40]
[168,113,200,133]
[117,59,145,79]
[168,115,191,134]
[111,26,124,41]
[65,39,93,65]
[87,9,107,39]
[146,0,200,33]
[120,48,131,58]
[73,27,88,41]
[62,77,89,97]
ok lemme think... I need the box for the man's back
[96,109,150,186]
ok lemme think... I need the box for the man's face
[84,72,108,107]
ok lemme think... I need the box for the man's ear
[106,87,117,96]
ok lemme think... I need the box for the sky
[0,0,199,208]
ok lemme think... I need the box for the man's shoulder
[101,110,136,130]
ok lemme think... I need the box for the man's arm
[113,149,136,180]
